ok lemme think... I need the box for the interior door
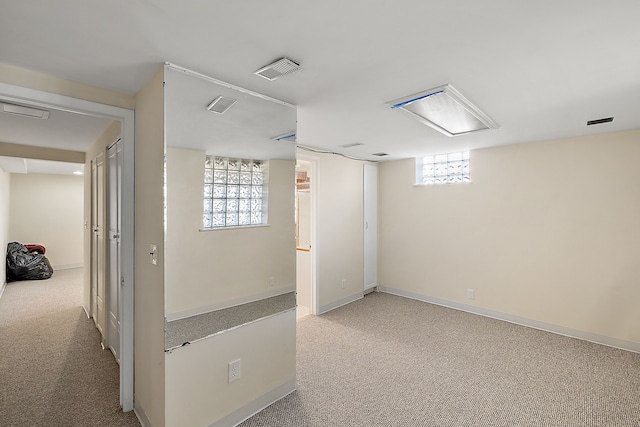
[364,163,378,291]
[92,153,106,339]
[107,140,122,361]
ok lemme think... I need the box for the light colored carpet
[241,292,640,427]
[0,268,140,427]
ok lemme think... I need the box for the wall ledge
[379,285,640,354]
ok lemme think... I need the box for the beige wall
[0,169,10,286]
[9,173,83,268]
[309,150,367,312]
[165,310,296,426]
[0,63,134,109]
[165,147,296,318]
[379,129,640,346]
[134,67,166,427]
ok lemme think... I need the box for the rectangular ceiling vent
[272,131,297,143]
[207,96,237,114]
[372,152,389,157]
[587,117,614,126]
[387,84,497,137]
[339,142,364,148]
[1,103,50,119]
[254,57,301,81]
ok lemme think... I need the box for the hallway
[0,268,140,426]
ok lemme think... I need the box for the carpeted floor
[0,268,140,427]
[241,292,640,427]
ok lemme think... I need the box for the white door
[107,140,122,361]
[91,153,106,339]
[364,163,378,291]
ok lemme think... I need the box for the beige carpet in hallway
[0,268,140,426]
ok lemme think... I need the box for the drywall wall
[302,150,367,312]
[0,63,134,109]
[9,173,83,268]
[164,147,296,318]
[0,169,10,288]
[378,129,640,346]
[165,310,296,426]
[134,66,166,427]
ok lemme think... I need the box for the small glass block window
[418,151,470,185]
[203,156,267,228]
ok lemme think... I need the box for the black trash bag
[6,242,54,282]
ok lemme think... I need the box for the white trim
[379,285,640,354]
[52,263,84,270]
[134,406,153,427]
[0,81,136,411]
[0,281,6,300]
[319,292,363,315]
[166,288,294,322]
[209,378,296,427]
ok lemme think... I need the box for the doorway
[295,155,319,316]
[0,81,135,411]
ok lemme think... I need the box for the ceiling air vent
[272,131,297,143]
[587,117,614,126]
[339,142,364,148]
[254,57,301,81]
[372,152,389,157]
[387,84,497,137]
[1,103,50,119]
[207,96,237,114]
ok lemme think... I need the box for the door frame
[296,151,319,315]
[0,82,135,411]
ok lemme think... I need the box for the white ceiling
[1,0,639,162]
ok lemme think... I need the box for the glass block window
[418,151,470,185]
[203,156,266,228]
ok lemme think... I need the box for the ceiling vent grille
[1,103,50,119]
[587,117,614,126]
[207,96,237,114]
[339,142,364,148]
[387,84,497,137]
[272,131,297,142]
[254,57,301,81]
[372,152,389,157]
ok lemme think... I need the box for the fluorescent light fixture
[387,84,497,137]
[2,103,50,119]
[207,96,237,114]
[254,57,301,81]
[73,170,84,176]
[272,131,297,142]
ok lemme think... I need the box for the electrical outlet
[467,289,475,299]
[269,277,275,287]
[228,359,241,383]
[341,279,346,289]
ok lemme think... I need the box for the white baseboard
[0,281,6,300]
[379,285,640,354]
[296,305,311,319]
[134,404,152,427]
[52,263,83,270]
[319,292,363,315]
[209,378,296,427]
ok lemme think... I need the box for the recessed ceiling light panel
[207,96,237,114]
[339,142,364,148]
[387,84,497,137]
[254,57,301,81]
